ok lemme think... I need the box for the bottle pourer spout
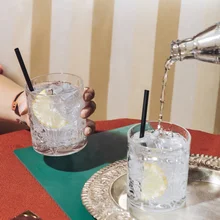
[171,40,181,60]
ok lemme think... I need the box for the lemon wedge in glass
[141,163,168,201]
[32,89,67,129]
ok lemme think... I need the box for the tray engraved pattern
[81,154,220,220]
[81,161,132,220]
[189,154,220,170]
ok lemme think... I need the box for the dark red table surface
[0,118,220,219]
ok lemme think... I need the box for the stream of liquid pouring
[157,57,176,130]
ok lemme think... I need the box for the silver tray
[81,154,220,220]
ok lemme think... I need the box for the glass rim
[25,72,84,96]
[127,121,191,145]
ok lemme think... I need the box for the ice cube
[152,129,158,136]
[131,132,155,149]
[45,88,53,95]
[62,82,73,91]
[49,84,63,95]
[154,136,167,149]
[61,92,73,101]
[169,133,186,149]
[60,84,80,101]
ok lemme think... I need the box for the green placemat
[14,125,135,220]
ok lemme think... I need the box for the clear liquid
[128,130,189,213]
[157,58,176,129]
[27,81,87,156]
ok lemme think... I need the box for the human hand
[81,87,96,136]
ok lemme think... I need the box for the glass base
[33,140,88,156]
[128,199,186,220]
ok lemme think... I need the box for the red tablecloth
[0,118,220,219]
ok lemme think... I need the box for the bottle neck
[170,22,220,64]
[171,39,195,61]
[171,39,220,64]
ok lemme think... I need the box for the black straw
[140,90,149,138]
[14,48,34,91]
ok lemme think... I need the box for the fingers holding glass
[84,119,96,136]
[83,87,95,102]
[81,101,96,119]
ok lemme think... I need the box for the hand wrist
[12,91,28,126]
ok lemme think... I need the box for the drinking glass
[26,73,87,156]
[127,122,191,219]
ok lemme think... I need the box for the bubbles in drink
[128,129,189,211]
[28,81,87,156]
[132,130,187,150]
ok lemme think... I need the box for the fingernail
[84,127,92,136]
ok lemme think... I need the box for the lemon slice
[141,163,167,201]
[32,89,67,129]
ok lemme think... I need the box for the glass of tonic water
[127,122,191,219]
[25,73,87,156]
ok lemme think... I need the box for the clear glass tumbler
[26,73,87,156]
[127,122,191,218]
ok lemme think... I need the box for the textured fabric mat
[14,125,133,219]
